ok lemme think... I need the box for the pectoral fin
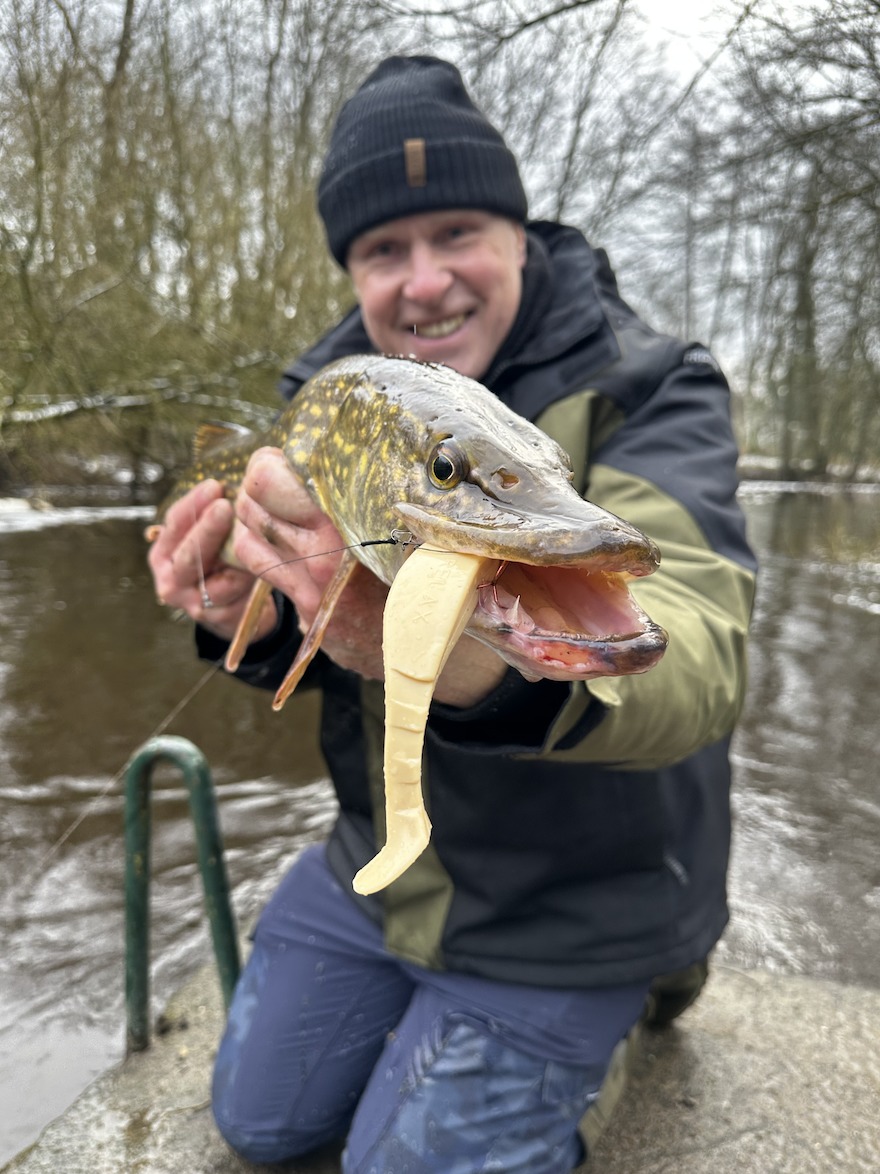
[272,549,359,711]
[225,578,274,673]
[352,548,496,896]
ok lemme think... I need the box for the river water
[0,483,878,1164]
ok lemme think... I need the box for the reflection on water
[723,483,880,984]
[0,505,338,1163]
[0,484,878,1163]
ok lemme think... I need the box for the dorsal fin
[192,421,252,461]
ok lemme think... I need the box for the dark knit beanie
[318,56,528,266]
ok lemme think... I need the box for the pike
[148,355,667,895]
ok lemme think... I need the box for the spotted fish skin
[156,354,668,681]
[281,356,661,579]
[159,355,653,570]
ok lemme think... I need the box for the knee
[212,1054,345,1165]
[213,1100,339,1166]
[213,1110,291,1165]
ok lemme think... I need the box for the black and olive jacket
[198,221,757,988]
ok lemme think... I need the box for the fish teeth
[507,595,522,627]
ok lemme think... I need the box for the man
[148,56,756,1173]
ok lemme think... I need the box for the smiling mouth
[411,313,469,339]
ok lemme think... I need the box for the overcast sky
[635,0,751,71]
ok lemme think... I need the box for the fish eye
[428,442,467,489]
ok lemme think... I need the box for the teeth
[413,314,466,339]
[508,595,522,626]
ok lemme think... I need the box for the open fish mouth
[393,497,667,682]
[470,559,668,681]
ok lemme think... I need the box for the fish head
[305,356,667,682]
[393,431,668,682]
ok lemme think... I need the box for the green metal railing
[124,735,240,1053]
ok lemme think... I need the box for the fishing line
[253,528,420,578]
[31,662,224,880]
[190,496,213,610]
[33,529,422,875]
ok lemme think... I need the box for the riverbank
[2,449,880,509]
[4,962,878,1173]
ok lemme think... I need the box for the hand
[232,448,389,680]
[434,635,509,707]
[233,447,509,702]
[147,478,277,643]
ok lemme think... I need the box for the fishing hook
[478,560,510,605]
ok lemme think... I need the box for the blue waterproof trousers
[212,845,649,1172]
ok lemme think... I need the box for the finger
[242,448,324,527]
[198,564,260,611]
[231,517,314,584]
[235,481,343,571]
[149,499,236,610]
[194,496,238,565]
[231,514,336,629]
[173,565,276,642]
[170,497,236,581]
[150,479,225,558]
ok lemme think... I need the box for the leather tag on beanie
[404,138,427,187]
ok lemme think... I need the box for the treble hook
[478,560,510,605]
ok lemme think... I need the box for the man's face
[347,209,526,382]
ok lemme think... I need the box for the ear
[514,222,527,269]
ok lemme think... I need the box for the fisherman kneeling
[148,55,756,1173]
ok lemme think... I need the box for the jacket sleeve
[431,357,756,769]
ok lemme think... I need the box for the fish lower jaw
[470,565,668,681]
[474,623,669,682]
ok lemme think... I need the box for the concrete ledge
[590,967,880,1173]
[4,966,879,1173]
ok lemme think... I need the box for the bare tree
[713,0,880,475]
[4,0,876,489]
[0,0,393,488]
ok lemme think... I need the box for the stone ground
[4,964,879,1174]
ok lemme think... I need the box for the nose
[402,242,453,303]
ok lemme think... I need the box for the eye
[440,224,468,244]
[428,442,467,489]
